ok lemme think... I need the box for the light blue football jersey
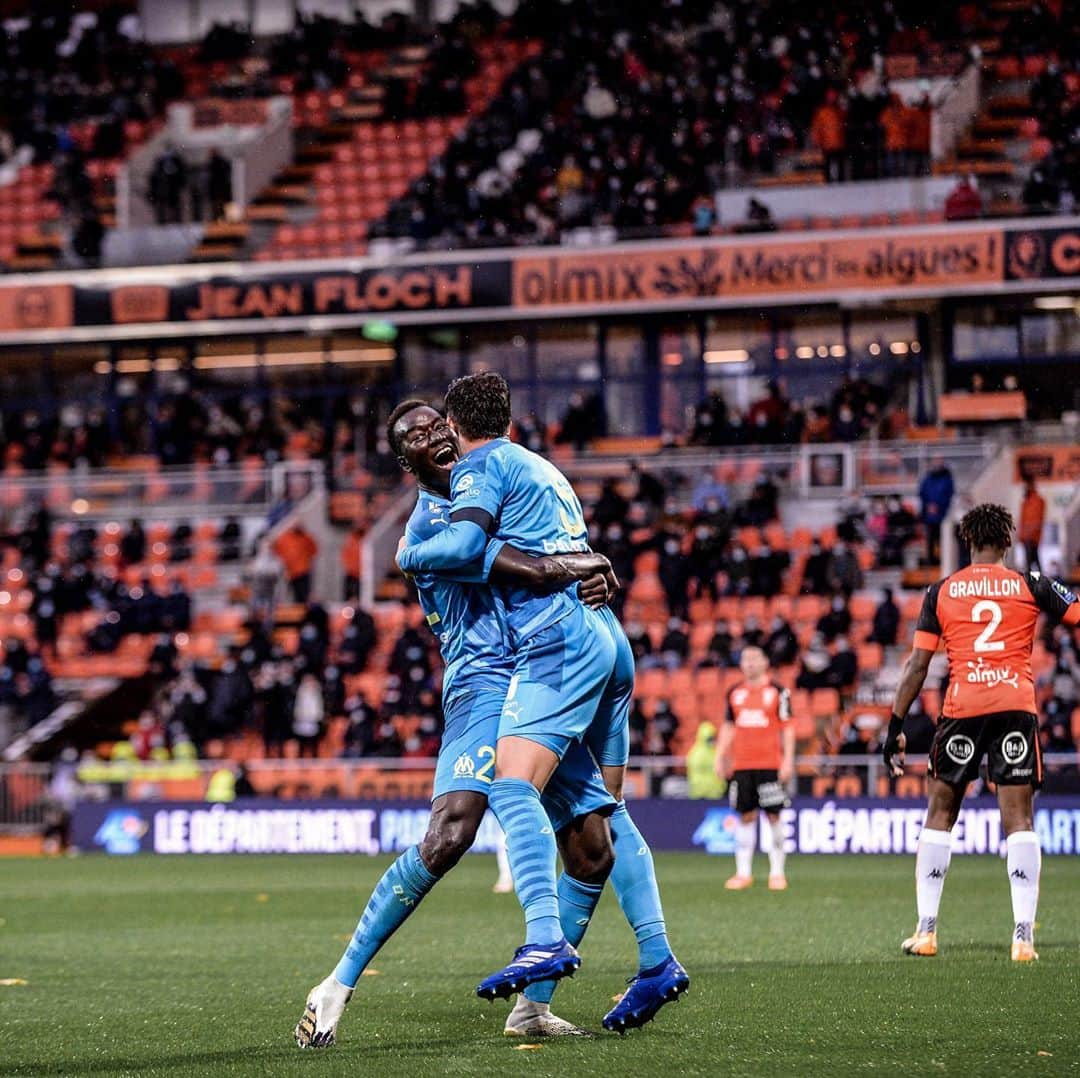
[448,437,589,646]
[404,489,509,704]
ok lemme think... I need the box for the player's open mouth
[432,442,457,465]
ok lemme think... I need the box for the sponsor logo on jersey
[735,707,770,728]
[1049,578,1078,604]
[1001,732,1029,765]
[947,577,1022,599]
[944,734,976,765]
[964,657,1020,689]
[691,808,740,855]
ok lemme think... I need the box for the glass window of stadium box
[603,324,648,434]
[951,305,1021,361]
[533,322,605,432]
[772,308,848,403]
[950,299,1080,364]
[1018,305,1080,359]
[847,310,920,371]
[659,320,704,435]
[466,323,531,382]
[400,327,463,400]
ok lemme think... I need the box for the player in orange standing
[714,645,795,891]
[884,504,1080,962]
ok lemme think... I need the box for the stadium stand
[0,0,1076,270]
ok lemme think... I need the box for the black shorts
[729,769,789,815]
[929,711,1042,788]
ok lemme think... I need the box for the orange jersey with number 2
[913,563,1080,719]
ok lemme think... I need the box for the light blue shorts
[498,603,632,768]
[435,678,615,830]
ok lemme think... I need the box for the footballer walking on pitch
[883,504,1080,961]
[714,645,795,891]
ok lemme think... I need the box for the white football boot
[295,974,353,1048]
[504,995,590,1037]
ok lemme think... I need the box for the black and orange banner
[1015,445,1080,483]
[0,221,1076,339]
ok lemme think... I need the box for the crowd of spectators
[0,7,189,265]
[0,381,392,473]
[1023,53,1080,215]
[379,0,978,245]
[689,378,893,448]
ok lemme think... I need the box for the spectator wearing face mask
[868,588,901,646]
[692,466,730,512]
[723,542,753,597]
[796,632,832,690]
[292,672,324,758]
[801,539,832,595]
[918,457,955,565]
[701,619,732,668]
[593,478,630,528]
[659,618,690,670]
[749,543,789,597]
[817,595,852,643]
[658,530,691,618]
[827,635,858,690]
[828,540,863,596]
[687,524,724,602]
[764,615,798,666]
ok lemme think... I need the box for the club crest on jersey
[453,753,476,779]
[965,657,1020,689]
[1001,733,1028,765]
[945,734,975,765]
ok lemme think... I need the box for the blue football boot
[602,955,690,1033]
[476,939,580,1001]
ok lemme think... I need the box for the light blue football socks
[333,844,439,988]
[523,873,605,1004]
[488,777,562,942]
[609,801,674,972]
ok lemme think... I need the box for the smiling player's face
[395,406,459,495]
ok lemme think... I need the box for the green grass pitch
[2,852,1079,1077]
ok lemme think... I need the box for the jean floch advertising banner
[0,219,1077,342]
[72,797,1080,857]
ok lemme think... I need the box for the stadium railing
[4,754,1079,830]
[557,438,996,500]
[0,460,322,519]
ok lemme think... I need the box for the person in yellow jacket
[206,766,237,802]
[687,721,726,798]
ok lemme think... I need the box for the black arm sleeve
[450,507,496,533]
[724,689,736,724]
[1026,571,1080,626]
[915,582,944,636]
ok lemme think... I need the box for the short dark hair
[959,503,1014,552]
[445,371,512,440]
[386,398,432,457]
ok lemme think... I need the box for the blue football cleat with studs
[476,939,580,1001]
[602,955,690,1033]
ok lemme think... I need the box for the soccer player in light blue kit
[296,400,623,1047]
[398,373,689,1032]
